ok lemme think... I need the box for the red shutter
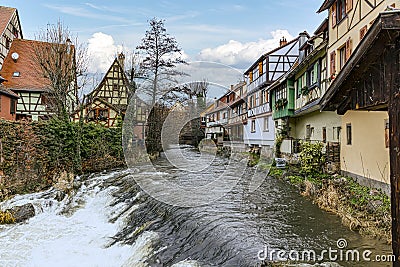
[345,38,352,61]
[330,51,336,76]
[331,5,337,27]
[346,0,353,13]
[360,25,367,40]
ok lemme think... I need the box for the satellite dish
[11,52,19,61]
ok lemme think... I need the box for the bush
[299,141,324,176]
[0,119,125,199]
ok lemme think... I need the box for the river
[0,146,392,267]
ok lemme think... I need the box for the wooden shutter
[10,99,16,114]
[330,51,336,76]
[345,38,352,61]
[331,4,337,27]
[249,71,253,82]
[346,0,353,13]
[258,62,263,76]
[359,25,367,40]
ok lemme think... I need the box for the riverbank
[268,164,391,244]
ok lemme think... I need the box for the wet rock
[8,203,35,223]
[73,180,82,190]
[54,190,66,202]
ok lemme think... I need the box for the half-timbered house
[320,10,400,262]
[0,39,54,121]
[0,6,23,70]
[73,54,132,127]
[317,0,400,186]
[244,32,309,153]
[74,53,148,137]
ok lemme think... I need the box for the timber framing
[320,10,400,265]
[320,11,400,113]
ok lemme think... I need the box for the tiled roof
[0,6,16,36]
[0,39,51,92]
[0,85,19,98]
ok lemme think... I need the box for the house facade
[225,82,247,147]
[318,0,400,186]
[0,39,54,121]
[270,19,342,167]
[244,33,308,153]
[204,95,229,145]
[0,6,23,70]
[73,53,138,128]
[319,10,400,259]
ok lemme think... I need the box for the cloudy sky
[2,0,327,92]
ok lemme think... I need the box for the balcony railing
[247,73,267,92]
[247,103,270,117]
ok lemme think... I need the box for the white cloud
[87,32,124,73]
[197,29,294,68]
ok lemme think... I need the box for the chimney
[279,37,287,47]
[118,53,125,70]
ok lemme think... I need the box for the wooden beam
[389,36,400,267]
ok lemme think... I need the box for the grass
[0,210,15,224]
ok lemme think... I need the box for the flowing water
[0,146,392,267]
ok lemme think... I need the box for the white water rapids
[0,171,199,267]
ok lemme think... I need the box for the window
[337,0,346,22]
[10,98,16,114]
[251,120,256,133]
[249,95,254,108]
[385,119,389,148]
[12,26,18,38]
[296,77,303,98]
[264,117,269,132]
[5,38,10,49]
[333,126,342,141]
[275,83,287,102]
[339,45,346,69]
[13,72,20,77]
[306,124,311,140]
[322,127,327,143]
[261,90,268,104]
[346,123,352,145]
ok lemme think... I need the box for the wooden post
[389,38,400,267]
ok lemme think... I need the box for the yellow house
[319,0,400,192]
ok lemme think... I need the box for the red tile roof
[0,6,16,37]
[0,39,51,92]
[0,85,19,98]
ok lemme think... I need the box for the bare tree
[33,20,88,121]
[136,18,187,106]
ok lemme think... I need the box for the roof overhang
[320,11,400,113]
[317,0,336,13]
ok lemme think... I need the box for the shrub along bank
[0,119,125,201]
